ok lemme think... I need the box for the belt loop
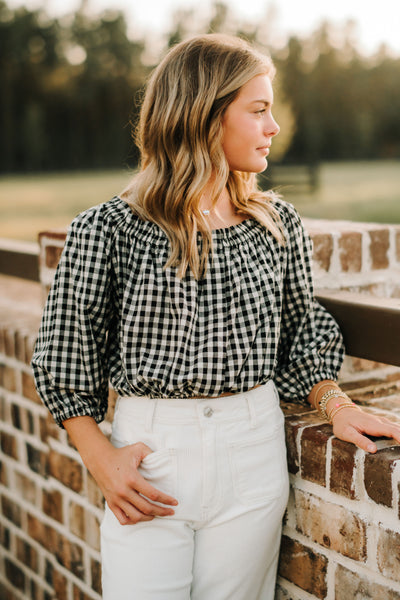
[145,399,157,433]
[246,394,257,429]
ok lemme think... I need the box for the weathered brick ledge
[0,217,400,600]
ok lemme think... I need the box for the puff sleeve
[274,204,345,403]
[31,207,114,426]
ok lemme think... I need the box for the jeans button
[203,406,213,417]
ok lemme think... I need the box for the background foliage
[1,0,400,173]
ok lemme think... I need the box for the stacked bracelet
[318,389,349,421]
[328,402,360,423]
[311,382,337,410]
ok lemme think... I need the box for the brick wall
[1,217,400,600]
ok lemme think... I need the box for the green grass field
[0,161,399,242]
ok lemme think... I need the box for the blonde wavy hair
[121,33,284,279]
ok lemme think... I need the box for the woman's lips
[257,146,270,155]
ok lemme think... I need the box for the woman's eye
[255,109,266,116]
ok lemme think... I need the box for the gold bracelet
[328,402,360,423]
[311,382,339,409]
[319,389,349,420]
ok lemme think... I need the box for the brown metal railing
[316,290,400,368]
[0,238,40,282]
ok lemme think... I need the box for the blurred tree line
[0,0,399,173]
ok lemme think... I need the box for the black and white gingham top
[32,196,344,426]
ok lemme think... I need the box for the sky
[7,0,400,56]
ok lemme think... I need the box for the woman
[32,34,400,599]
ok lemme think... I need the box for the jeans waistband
[116,380,279,429]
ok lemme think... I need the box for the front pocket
[138,448,178,500]
[228,427,287,505]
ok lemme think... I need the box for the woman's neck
[199,186,248,229]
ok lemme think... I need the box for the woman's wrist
[308,380,358,422]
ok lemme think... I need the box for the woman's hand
[62,416,178,525]
[330,406,400,453]
[89,441,178,525]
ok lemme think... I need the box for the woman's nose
[268,116,280,137]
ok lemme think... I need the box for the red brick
[1,365,17,392]
[330,437,358,499]
[335,564,400,599]
[369,229,389,269]
[52,569,68,600]
[311,233,333,272]
[29,579,41,600]
[16,537,38,571]
[86,471,105,510]
[284,412,321,475]
[14,331,26,363]
[27,513,46,547]
[338,231,362,272]
[0,581,23,600]
[2,495,22,526]
[278,535,328,599]
[295,490,366,561]
[0,395,5,421]
[349,357,385,373]
[26,442,48,477]
[0,461,7,488]
[29,518,84,579]
[69,502,100,550]
[43,489,63,523]
[52,532,84,579]
[4,558,25,591]
[14,472,37,505]
[22,372,41,404]
[364,446,400,507]
[91,558,102,595]
[0,522,11,550]
[69,502,85,539]
[40,412,62,443]
[11,404,35,434]
[0,431,19,460]
[73,586,96,600]
[3,329,15,357]
[300,424,333,486]
[377,527,400,581]
[85,511,101,551]
[48,450,83,493]
[24,334,37,365]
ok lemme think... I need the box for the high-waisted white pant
[100,381,289,600]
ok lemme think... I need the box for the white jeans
[100,381,289,600]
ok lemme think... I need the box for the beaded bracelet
[319,389,349,421]
[328,402,360,423]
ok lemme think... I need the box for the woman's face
[221,74,279,173]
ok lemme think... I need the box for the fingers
[134,471,179,507]
[130,442,179,507]
[105,442,179,525]
[338,428,377,453]
[332,408,400,453]
[108,482,176,525]
[112,503,154,526]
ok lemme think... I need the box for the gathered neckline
[112,197,263,247]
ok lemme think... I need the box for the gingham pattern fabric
[31,197,344,426]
